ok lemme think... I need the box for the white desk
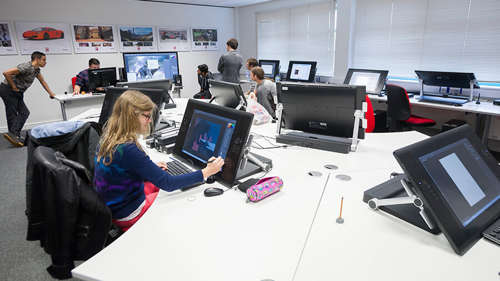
[70,126,486,281]
[294,169,500,281]
[72,128,331,281]
[368,94,500,143]
[54,94,105,121]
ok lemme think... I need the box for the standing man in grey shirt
[249,66,277,119]
[1,51,56,147]
[217,38,243,83]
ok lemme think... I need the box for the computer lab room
[1,0,500,280]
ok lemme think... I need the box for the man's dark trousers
[0,83,30,136]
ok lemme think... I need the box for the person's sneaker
[3,132,24,147]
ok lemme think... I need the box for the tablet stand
[235,134,273,184]
[363,174,440,234]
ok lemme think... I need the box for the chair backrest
[32,146,112,279]
[71,76,77,90]
[365,95,375,133]
[386,84,411,122]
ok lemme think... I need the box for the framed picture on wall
[0,21,18,55]
[191,28,218,51]
[158,26,191,52]
[118,25,157,52]
[15,21,72,54]
[71,24,117,53]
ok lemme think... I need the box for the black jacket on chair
[31,146,111,279]
[26,122,101,241]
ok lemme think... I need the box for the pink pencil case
[246,176,283,202]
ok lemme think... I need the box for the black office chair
[386,84,436,131]
[31,146,114,279]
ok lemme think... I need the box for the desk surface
[54,93,105,102]
[368,94,500,116]
[71,101,499,281]
[71,126,486,281]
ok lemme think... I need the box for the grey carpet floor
[0,135,79,281]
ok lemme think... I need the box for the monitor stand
[363,174,440,235]
[235,134,273,181]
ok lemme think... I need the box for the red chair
[386,84,435,131]
[365,95,375,133]
[71,76,77,90]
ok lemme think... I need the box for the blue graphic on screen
[182,109,236,163]
[123,52,179,82]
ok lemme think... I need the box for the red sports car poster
[15,21,72,54]
[72,24,117,53]
[0,21,17,55]
[158,27,191,52]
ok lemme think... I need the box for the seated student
[245,57,259,91]
[193,64,214,99]
[94,90,224,231]
[249,67,277,119]
[245,57,259,71]
[73,58,103,94]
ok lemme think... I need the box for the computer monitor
[259,60,280,79]
[414,70,480,89]
[286,61,317,82]
[116,79,174,106]
[88,67,117,92]
[208,80,247,109]
[277,82,365,139]
[174,99,254,187]
[98,87,166,130]
[394,124,500,255]
[344,68,389,95]
[122,52,179,82]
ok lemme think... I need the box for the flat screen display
[343,68,388,95]
[418,138,500,227]
[286,61,317,82]
[123,52,179,82]
[174,99,253,187]
[181,110,236,164]
[394,124,500,255]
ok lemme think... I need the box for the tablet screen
[418,138,500,227]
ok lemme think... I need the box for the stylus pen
[207,159,215,163]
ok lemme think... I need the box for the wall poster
[158,27,190,52]
[0,21,17,55]
[15,21,72,54]
[72,24,117,53]
[191,28,218,51]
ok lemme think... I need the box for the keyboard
[418,96,468,106]
[166,159,193,176]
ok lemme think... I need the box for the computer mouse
[204,187,224,197]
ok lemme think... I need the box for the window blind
[352,0,500,81]
[256,1,335,76]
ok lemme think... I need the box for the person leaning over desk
[94,90,224,231]
[248,66,277,119]
[1,51,56,147]
[217,38,243,83]
[73,58,103,95]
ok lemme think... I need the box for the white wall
[0,0,235,131]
